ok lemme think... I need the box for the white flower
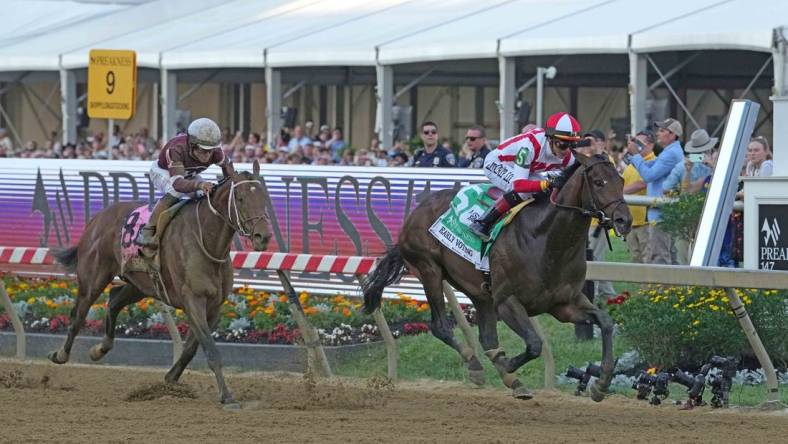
[229,317,251,331]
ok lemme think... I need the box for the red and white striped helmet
[545,112,581,142]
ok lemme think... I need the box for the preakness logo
[761,217,781,247]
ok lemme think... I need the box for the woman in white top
[745,136,773,177]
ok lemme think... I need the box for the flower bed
[0,276,473,346]
[611,285,788,369]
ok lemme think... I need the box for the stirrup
[470,222,492,242]
[135,227,158,248]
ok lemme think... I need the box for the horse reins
[195,178,269,263]
[550,157,627,247]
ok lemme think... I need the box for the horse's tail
[51,246,78,273]
[362,246,406,314]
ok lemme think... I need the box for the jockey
[469,112,581,241]
[135,117,235,248]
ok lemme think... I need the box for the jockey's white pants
[149,163,203,199]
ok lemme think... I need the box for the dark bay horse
[51,160,272,406]
[363,154,632,401]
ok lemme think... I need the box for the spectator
[0,128,13,153]
[679,130,718,194]
[109,124,122,148]
[287,125,311,152]
[314,125,331,149]
[458,125,490,168]
[583,129,616,301]
[412,121,456,167]
[745,136,773,177]
[390,152,409,166]
[627,118,684,264]
[521,123,537,134]
[663,129,715,196]
[622,130,657,263]
[328,127,346,161]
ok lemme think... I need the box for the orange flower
[342,307,351,317]
[303,306,318,316]
[279,295,289,303]
[226,311,237,318]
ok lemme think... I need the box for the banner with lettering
[0,159,487,299]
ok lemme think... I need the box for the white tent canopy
[498,0,731,57]
[0,0,127,47]
[60,0,286,69]
[378,0,600,64]
[0,0,786,70]
[0,0,224,71]
[264,0,490,67]
[161,0,411,69]
[630,0,788,53]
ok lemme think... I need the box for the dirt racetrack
[1,359,787,443]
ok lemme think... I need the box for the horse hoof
[512,385,534,400]
[222,401,242,411]
[589,383,607,402]
[89,344,107,362]
[468,369,486,386]
[48,350,68,364]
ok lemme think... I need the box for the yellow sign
[87,49,136,119]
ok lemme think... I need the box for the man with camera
[581,129,617,301]
[622,130,657,263]
[626,118,684,264]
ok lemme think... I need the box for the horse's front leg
[182,288,236,407]
[551,297,614,402]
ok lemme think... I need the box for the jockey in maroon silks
[469,112,581,241]
[135,117,234,249]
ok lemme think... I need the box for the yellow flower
[692,319,700,326]
[27,297,36,304]
[672,303,680,308]
[709,305,719,311]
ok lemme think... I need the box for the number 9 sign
[87,49,136,119]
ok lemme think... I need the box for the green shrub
[659,191,706,242]
[612,285,788,368]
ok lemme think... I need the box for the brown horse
[51,160,272,406]
[363,154,632,401]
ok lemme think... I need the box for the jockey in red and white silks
[469,112,582,241]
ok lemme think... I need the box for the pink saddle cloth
[120,204,152,268]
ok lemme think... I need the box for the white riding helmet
[187,118,221,150]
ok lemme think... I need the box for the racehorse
[51,160,272,406]
[362,153,632,401]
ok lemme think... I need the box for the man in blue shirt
[627,118,684,264]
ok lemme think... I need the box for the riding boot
[469,191,523,242]
[135,194,180,248]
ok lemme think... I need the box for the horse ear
[252,159,260,178]
[572,150,589,164]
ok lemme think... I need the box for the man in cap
[626,118,684,264]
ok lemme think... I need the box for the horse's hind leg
[412,262,481,382]
[494,296,542,399]
[165,306,222,384]
[89,284,145,361]
[49,268,115,364]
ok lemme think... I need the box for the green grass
[334,316,788,407]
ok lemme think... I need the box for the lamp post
[535,66,557,128]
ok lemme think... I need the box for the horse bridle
[195,177,270,263]
[551,157,627,232]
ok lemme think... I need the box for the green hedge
[611,285,788,369]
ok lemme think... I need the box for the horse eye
[594,179,605,187]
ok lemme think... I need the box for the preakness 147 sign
[758,204,788,270]
[87,49,137,120]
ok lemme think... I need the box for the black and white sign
[758,204,788,270]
